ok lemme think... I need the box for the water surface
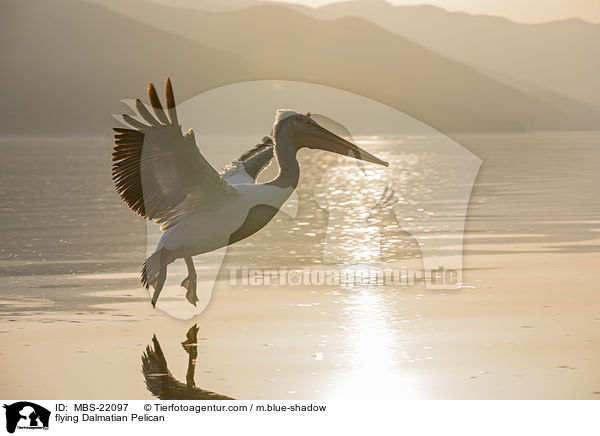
[0,132,598,399]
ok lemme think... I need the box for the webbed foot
[181,276,198,306]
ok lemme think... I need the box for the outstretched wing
[112,78,237,229]
[221,136,275,185]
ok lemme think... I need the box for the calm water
[1,133,597,305]
[0,132,598,399]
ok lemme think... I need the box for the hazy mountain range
[285,1,600,110]
[146,0,600,24]
[0,0,264,135]
[1,0,598,135]
[369,0,600,24]
[146,0,600,109]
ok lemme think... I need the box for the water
[0,132,598,399]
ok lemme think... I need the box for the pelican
[112,78,388,307]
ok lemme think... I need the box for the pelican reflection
[141,325,234,400]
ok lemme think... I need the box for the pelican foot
[151,290,160,308]
[182,324,199,354]
[181,276,198,306]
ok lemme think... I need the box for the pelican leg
[151,249,168,308]
[182,324,199,388]
[181,257,198,306]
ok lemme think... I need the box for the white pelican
[112,78,388,307]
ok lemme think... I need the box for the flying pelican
[112,78,388,307]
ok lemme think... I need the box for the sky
[260,0,600,23]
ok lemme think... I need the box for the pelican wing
[221,136,274,185]
[112,78,237,229]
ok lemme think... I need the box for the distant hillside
[93,0,600,133]
[134,0,600,109]
[1,0,599,135]
[0,0,261,135]
[147,0,600,23]
[286,1,600,110]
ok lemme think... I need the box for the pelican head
[274,110,389,167]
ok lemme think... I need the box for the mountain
[84,0,599,133]
[0,0,261,135]
[1,0,598,135]
[387,0,600,24]
[283,1,600,110]
[147,0,600,23]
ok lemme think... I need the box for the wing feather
[147,83,170,125]
[221,136,275,185]
[135,98,160,126]
[165,77,179,126]
[121,113,147,130]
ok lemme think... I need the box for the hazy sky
[261,0,600,23]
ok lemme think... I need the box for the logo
[3,402,50,434]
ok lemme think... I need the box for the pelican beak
[296,124,389,167]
